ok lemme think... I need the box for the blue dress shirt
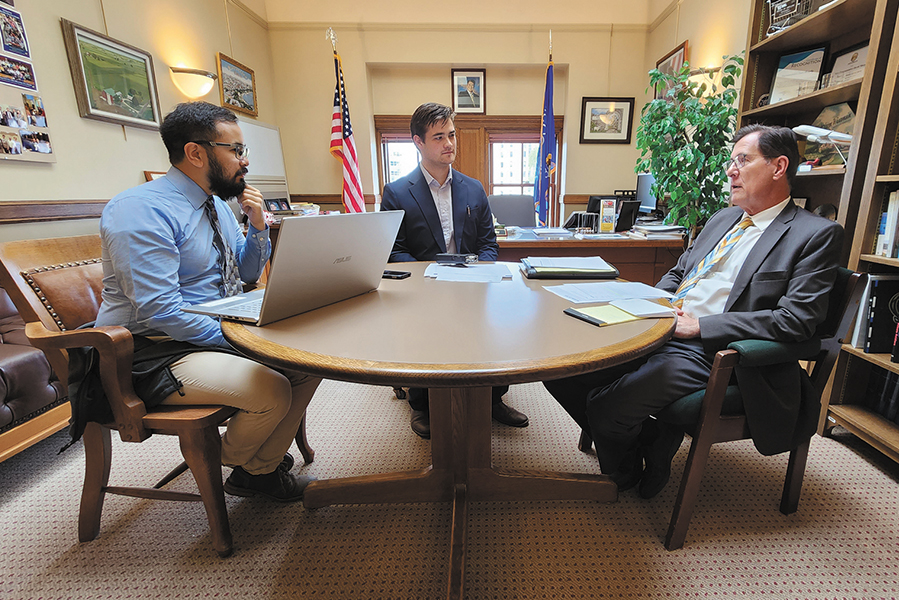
[95,166,270,348]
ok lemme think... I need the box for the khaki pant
[162,352,320,475]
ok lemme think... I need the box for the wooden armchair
[578,267,865,550]
[0,234,311,557]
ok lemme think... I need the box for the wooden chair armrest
[25,321,150,442]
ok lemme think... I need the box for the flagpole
[326,27,337,53]
[548,30,556,226]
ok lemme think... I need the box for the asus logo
[333,256,351,264]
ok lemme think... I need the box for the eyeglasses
[192,140,249,160]
[724,153,753,171]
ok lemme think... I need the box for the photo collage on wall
[0,2,54,163]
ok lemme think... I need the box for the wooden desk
[222,263,674,600]
[497,233,684,285]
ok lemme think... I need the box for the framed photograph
[579,97,635,144]
[825,43,868,87]
[655,41,688,99]
[0,53,35,90]
[451,69,485,114]
[143,171,165,181]
[769,47,826,104]
[217,52,257,117]
[265,199,282,212]
[60,19,161,130]
[0,5,28,58]
[22,93,46,127]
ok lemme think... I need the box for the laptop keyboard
[229,298,263,317]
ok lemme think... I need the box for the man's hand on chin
[238,184,267,231]
[673,308,701,339]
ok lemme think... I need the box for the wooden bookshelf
[739,0,899,463]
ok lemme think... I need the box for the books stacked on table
[628,224,687,240]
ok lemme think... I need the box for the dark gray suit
[545,201,843,470]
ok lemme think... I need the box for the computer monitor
[636,172,658,214]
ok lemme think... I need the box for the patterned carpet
[2,380,898,599]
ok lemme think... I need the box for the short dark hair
[410,102,454,140]
[160,101,238,163]
[733,124,800,186]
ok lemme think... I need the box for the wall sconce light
[170,66,218,99]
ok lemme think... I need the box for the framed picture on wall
[655,41,689,99]
[217,52,257,117]
[60,18,161,130]
[579,97,635,144]
[143,171,165,181]
[451,69,485,114]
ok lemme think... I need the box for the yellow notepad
[563,305,641,327]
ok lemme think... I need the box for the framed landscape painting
[60,18,161,130]
[655,41,689,99]
[579,97,635,144]
[217,53,257,117]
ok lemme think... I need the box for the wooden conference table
[222,262,675,600]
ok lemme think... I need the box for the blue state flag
[534,60,555,227]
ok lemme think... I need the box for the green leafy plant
[636,54,744,241]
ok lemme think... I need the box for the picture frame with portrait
[451,69,485,114]
[579,97,635,144]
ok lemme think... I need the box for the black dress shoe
[410,409,430,439]
[491,402,529,427]
[639,425,684,499]
[279,452,294,472]
[224,466,314,502]
[607,446,643,492]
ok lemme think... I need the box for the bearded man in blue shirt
[95,102,320,502]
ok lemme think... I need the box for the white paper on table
[424,262,513,282]
[610,298,676,317]
[543,281,673,304]
[525,256,613,270]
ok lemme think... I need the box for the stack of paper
[520,256,619,280]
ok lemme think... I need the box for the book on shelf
[876,190,899,257]
[865,276,899,354]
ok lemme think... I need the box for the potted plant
[635,54,743,243]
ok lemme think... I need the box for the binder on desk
[519,257,619,280]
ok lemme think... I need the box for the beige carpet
[2,380,898,599]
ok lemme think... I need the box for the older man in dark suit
[380,102,528,439]
[544,124,843,499]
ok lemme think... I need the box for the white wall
[0,0,276,241]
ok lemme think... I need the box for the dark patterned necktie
[204,196,243,298]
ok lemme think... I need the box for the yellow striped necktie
[672,216,753,308]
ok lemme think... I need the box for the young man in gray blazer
[544,124,843,499]
[380,102,528,439]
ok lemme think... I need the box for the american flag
[329,51,365,213]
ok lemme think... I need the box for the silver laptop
[184,210,404,325]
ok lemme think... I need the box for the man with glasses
[95,101,321,502]
[544,124,843,499]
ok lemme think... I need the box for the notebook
[183,210,404,325]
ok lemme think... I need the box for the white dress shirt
[420,163,457,254]
[682,197,792,319]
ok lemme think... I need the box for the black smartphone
[382,270,411,280]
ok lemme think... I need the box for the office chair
[488,194,537,227]
[578,267,864,549]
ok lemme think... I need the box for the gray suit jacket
[657,202,843,454]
